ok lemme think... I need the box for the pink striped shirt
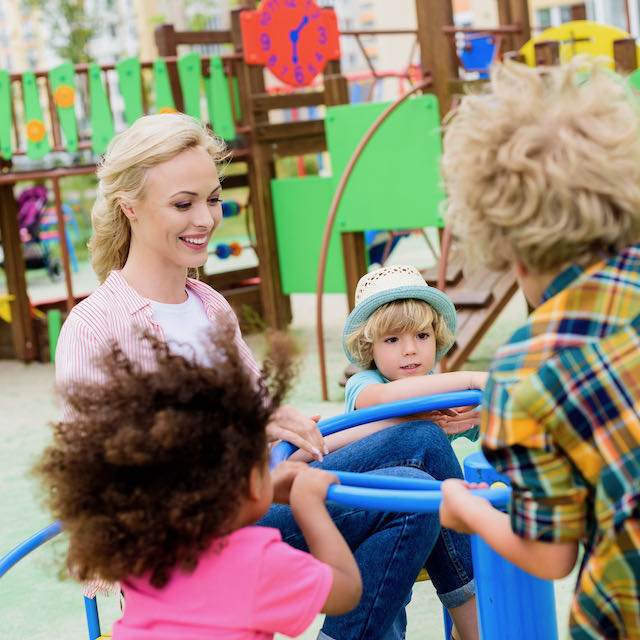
[55,270,262,598]
[55,269,261,419]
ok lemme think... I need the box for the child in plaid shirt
[438,58,640,639]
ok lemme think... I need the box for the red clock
[240,0,341,87]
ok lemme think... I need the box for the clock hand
[289,15,309,64]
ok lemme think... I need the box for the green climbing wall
[271,94,445,294]
[326,94,444,232]
[272,176,347,294]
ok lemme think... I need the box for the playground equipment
[1,391,558,639]
[0,0,534,364]
[271,390,559,640]
[3,0,637,372]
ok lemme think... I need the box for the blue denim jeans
[259,421,475,640]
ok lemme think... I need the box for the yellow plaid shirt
[481,244,640,639]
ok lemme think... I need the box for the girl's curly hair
[34,322,297,589]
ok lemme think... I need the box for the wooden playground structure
[1,0,639,395]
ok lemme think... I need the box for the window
[602,0,627,31]
[536,8,552,28]
[560,6,572,23]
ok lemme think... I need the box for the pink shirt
[55,270,260,419]
[112,526,333,640]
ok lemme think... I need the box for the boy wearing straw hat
[342,264,487,442]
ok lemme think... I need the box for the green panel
[271,176,351,294]
[48,62,78,152]
[0,70,12,159]
[116,57,143,125]
[628,68,640,92]
[205,55,236,141]
[325,95,445,232]
[177,52,202,119]
[153,58,176,113]
[22,71,51,159]
[88,63,115,155]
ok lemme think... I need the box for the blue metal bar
[84,596,102,640]
[326,484,510,512]
[0,521,62,578]
[1,521,103,639]
[332,470,442,490]
[270,390,483,468]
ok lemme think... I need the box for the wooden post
[154,24,185,113]
[230,8,292,329]
[415,0,456,116]
[534,41,560,66]
[508,0,531,50]
[571,4,587,21]
[614,38,638,74]
[51,177,75,311]
[498,0,531,53]
[0,184,36,361]
[497,2,514,54]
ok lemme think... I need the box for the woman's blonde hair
[89,113,227,282]
[344,298,453,370]
[442,57,640,274]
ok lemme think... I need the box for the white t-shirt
[149,289,214,363]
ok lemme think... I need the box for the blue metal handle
[270,390,483,468]
[327,469,509,511]
[326,484,510,511]
[270,390,509,511]
[0,521,62,578]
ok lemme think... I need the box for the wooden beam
[271,135,327,158]
[507,0,531,51]
[415,0,456,117]
[0,185,36,361]
[614,38,638,74]
[154,24,185,112]
[254,119,325,143]
[251,91,326,111]
[230,8,292,329]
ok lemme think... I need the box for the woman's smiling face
[124,146,222,275]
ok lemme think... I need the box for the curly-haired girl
[35,324,361,639]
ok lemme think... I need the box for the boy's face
[372,325,437,381]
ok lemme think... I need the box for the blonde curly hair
[89,113,227,283]
[442,57,640,274]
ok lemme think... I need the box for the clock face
[241,0,341,87]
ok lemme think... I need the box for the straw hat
[342,264,457,364]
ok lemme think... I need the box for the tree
[23,0,98,64]
[185,0,219,32]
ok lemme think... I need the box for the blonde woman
[55,113,478,640]
[439,58,640,639]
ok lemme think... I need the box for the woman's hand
[439,478,489,534]
[270,460,310,504]
[267,404,328,462]
[430,406,481,435]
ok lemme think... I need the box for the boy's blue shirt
[344,368,480,442]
